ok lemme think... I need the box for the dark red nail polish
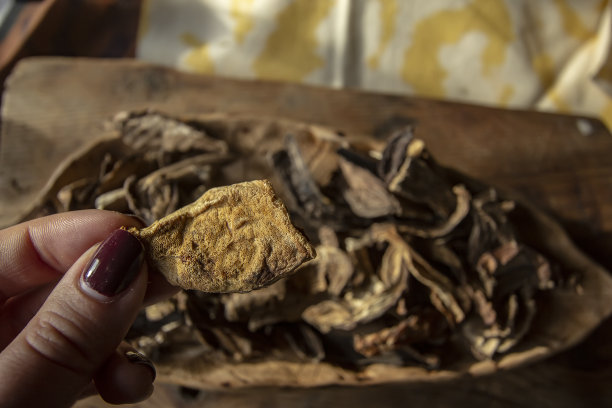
[125,350,156,381]
[81,229,144,298]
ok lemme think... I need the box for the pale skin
[0,210,178,407]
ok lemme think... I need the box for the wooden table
[1,57,612,407]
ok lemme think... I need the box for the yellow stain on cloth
[530,0,602,95]
[368,0,398,70]
[401,0,513,98]
[554,0,599,42]
[548,88,572,113]
[181,33,215,74]
[253,0,334,82]
[596,55,612,86]
[600,100,612,129]
[138,0,152,42]
[499,84,515,106]
[532,53,557,90]
[231,0,256,44]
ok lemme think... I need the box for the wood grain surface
[1,57,611,407]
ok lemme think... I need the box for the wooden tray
[2,57,612,405]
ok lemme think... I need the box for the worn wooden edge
[5,56,611,126]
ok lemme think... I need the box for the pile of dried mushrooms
[24,110,568,373]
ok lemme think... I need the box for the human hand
[0,210,178,407]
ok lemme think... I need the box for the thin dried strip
[56,178,97,211]
[397,185,471,238]
[303,226,409,333]
[378,127,415,185]
[353,310,445,358]
[407,248,466,325]
[124,153,232,224]
[94,188,129,212]
[302,273,406,333]
[96,154,157,194]
[315,246,354,296]
[270,134,335,220]
[125,175,180,225]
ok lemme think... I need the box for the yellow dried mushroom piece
[129,180,316,293]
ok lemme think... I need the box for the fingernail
[125,350,156,381]
[81,229,143,300]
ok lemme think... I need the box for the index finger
[0,210,143,301]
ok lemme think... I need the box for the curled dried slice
[129,180,316,293]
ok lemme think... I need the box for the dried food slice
[129,180,316,293]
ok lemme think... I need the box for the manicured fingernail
[81,229,143,300]
[125,350,156,381]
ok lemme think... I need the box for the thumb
[0,229,148,408]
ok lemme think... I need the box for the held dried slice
[129,180,316,293]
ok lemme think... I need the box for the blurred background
[0,0,610,129]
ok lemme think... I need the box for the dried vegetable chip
[129,180,316,293]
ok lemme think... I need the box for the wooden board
[1,58,611,269]
[1,57,612,407]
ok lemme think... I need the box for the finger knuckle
[25,307,101,377]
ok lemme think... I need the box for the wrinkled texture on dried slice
[314,246,354,296]
[303,225,410,333]
[338,155,401,218]
[124,153,232,224]
[110,110,228,162]
[378,127,415,185]
[130,180,316,293]
[125,174,180,225]
[96,154,158,194]
[301,274,407,334]
[361,223,466,325]
[297,126,348,187]
[94,188,129,212]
